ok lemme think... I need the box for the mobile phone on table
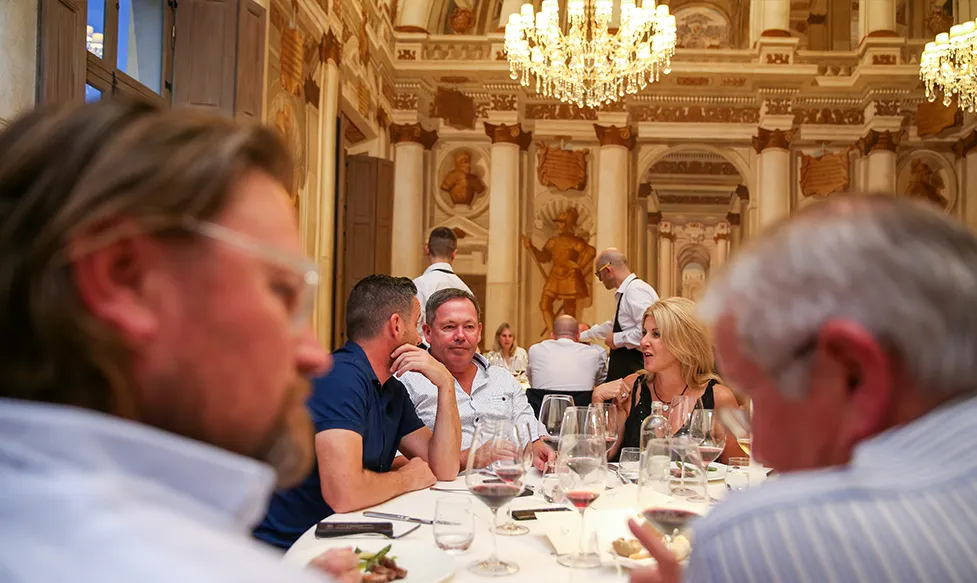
[512,507,572,521]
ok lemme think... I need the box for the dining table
[284,464,769,583]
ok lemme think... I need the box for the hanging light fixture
[504,0,677,109]
[920,19,977,112]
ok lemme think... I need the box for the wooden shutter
[234,0,266,119]
[374,159,394,274]
[38,0,87,104]
[172,0,237,113]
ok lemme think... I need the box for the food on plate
[355,545,407,583]
[670,462,718,478]
[611,535,691,562]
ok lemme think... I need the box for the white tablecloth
[284,467,768,582]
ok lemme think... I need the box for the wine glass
[687,410,726,503]
[641,505,701,547]
[558,406,604,444]
[555,433,607,569]
[718,401,753,460]
[668,395,698,438]
[495,422,533,536]
[466,419,523,576]
[669,437,708,498]
[538,394,573,450]
[592,401,619,458]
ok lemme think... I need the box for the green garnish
[356,545,393,572]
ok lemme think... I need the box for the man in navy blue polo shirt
[255,275,461,549]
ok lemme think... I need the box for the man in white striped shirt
[631,196,977,583]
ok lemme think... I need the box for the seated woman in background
[593,297,744,462]
[485,322,529,382]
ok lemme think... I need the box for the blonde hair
[492,322,518,356]
[643,297,720,390]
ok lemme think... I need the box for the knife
[363,511,434,525]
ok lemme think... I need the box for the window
[85,84,103,102]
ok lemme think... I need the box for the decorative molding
[638,183,652,198]
[857,129,902,155]
[525,103,598,121]
[322,30,342,65]
[391,92,418,111]
[376,108,389,129]
[593,124,636,149]
[764,98,793,116]
[423,42,489,60]
[954,131,977,159]
[484,122,532,149]
[389,123,438,149]
[659,194,731,205]
[874,100,901,117]
[794,108,864,125]
[676,77,711,86]
[752,128,795,153]
[394,25,428,33]
[648,211,663,225]
[872,54,898,65]
[490,94,519,111]
[761,29,792,38]
[648,159,740,176]
[735,184,749,201]
[721,77,748,87]
[433,87,476,129]
[343,113,367,144]
[765,53,792,65]
[396,48,417,60]
[631,105,760,124]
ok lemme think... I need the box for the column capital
[726,212,741,226]
[389,123,438,149]
[593,124,637,150]
[659,220,675,239]
[648,211,663,225]
[857,129,902,155]
[321,30,342,66]
[954,130,977,159]
[735,184,750,201]
[484,122,532,149]
[752,127,794,153]
[638,183,652,198]
[376,108,389,130]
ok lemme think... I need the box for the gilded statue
[440,151,486,206]
[522,206,596,335]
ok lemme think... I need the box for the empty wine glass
[558,405,604,445]
[555,433,607,569]
[495,422,533,536]
[687,410,726,503]
[592,401,619,457]
[668,395,698,438]
[538,394,573,451]
[669,437,708,499]
[466,420,523,576]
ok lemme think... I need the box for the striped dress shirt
[686,394,977,583]
[401,353,540,449]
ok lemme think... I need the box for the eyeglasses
[183,218,320,331]
[595,262,611,278]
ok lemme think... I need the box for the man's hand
[390,344,455,390]
[309,548,362,583]
[627,518,681,583]
[531,440,556,471]
[604,332,618,349]
[396,456,437,492]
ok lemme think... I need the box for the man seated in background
[256,275,461,549]
[0,100,357,582]
[413,226,472,337]
[401,289,556,470]
[631,196,977,583]
[526,315,608,410]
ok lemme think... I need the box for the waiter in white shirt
[580,248,659,382]
[527,315,608,410]
[413,226,472,337]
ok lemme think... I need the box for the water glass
[619,447,641,482]
[434,495,475,554]
[725,457,751,492]
[540,460,564,503]
[638,438,672,507]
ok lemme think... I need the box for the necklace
[652,376,688,411]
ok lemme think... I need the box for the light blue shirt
[686,395,977,583]
[0,398,329,582]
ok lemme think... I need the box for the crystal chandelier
[920,19,977,112]
[86,25,104,58]
[504,0,677,109]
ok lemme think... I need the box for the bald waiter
[580,248,659,382]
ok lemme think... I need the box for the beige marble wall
[0,0,38,125]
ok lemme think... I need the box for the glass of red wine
[466,419,523,576]
[555,432,607,569]
[538,394,573,451]
[641,506,701,547]
[495,422,534,537]
[687,409,726,503]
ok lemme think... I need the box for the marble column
[714,223,730,266]
[314,31,342,349]
[859,0,897,41]
[389,123,438,279]
[632,202,648,282]
[955,131,977,230]
[395,0,433,32]
[859,130,901,193]
[594,124,636,318]
[727,211,741,256]
[735,185,750,244]
[647,211,661,291]
[753,129,794,229]
[484,122,531,342]
[658,221,675,299]
[750,0,790,44]
[370,109,392,159]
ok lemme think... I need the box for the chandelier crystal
[504,0,677,109]
[920,19,977,112]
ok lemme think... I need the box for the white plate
[607,535,691,570]
[286,539,455,583]
[670,462,727,482]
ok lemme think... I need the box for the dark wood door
[333,154,395,345]
[38,0,87,104]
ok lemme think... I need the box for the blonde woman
[593,297,743,462]
[486,322,529,378]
